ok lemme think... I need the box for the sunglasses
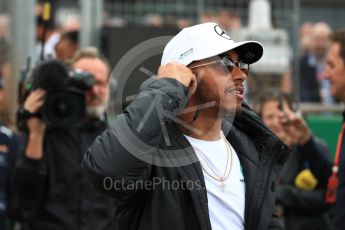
[189,56,250,75]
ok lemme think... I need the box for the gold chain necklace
[193,133,233,192]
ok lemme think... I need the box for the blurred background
[0,0,344,156]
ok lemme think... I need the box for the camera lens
[44,90,85,128]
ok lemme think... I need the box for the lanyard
[325,123,345,204]
[333,123,345,167]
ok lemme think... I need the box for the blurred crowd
[281,21,336,105]
[0,1,343,230]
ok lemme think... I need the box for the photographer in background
[255,91,332,230]
[14,48,117,230]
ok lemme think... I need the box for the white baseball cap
[161,22,263,66]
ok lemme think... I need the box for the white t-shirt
[35,32,60,60]
[184,133,245,230]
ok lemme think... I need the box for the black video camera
[17,59,95,130]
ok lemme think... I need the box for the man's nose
[231,67,247,83]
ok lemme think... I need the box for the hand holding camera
[24,88,47,135]
[18,60,95,130]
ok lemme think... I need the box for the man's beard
[86,104,106,119]
[195,84,239,118]
[220,104,239,118]
[86,94,107,119]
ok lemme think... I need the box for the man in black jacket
[83,22,291,230]
[15,48,117,230]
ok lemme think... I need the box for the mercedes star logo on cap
[214,25,232,40]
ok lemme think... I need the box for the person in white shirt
[83,22,291,230]
[35,11,60,60]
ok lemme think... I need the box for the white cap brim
[161,22,264,66]
[193,40,263,65]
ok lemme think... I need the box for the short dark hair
[330,30,345,64]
